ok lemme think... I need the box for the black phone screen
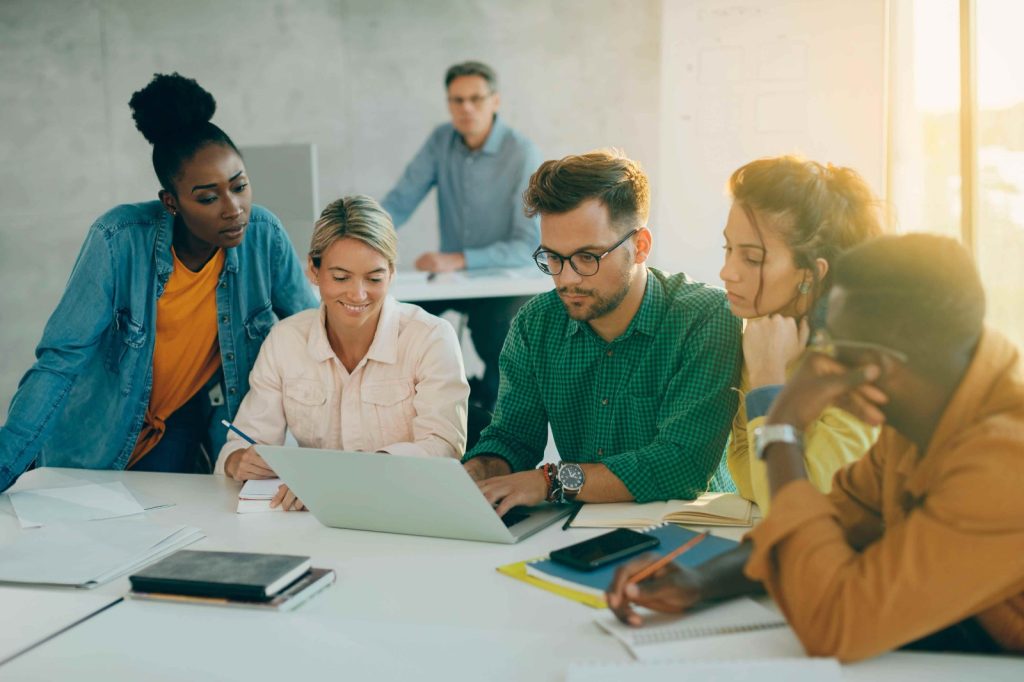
[549,528,660,571]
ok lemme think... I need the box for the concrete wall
[0,0,663,418]
[657,0,887,285]
[0,0,887,422]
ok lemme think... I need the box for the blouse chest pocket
[282,379,328,440]
[363,380,415,443]
[243,301,276,358]
[105,308,146,378]
[283,379,327,406]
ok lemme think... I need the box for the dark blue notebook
[526,525,737,597]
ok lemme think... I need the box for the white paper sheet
[239,478,284,500]
[0,517,204,587]
[8,482,145,528]
[0,588,120,665]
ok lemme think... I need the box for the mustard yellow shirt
[744,329,1024,660]
[130,248,224,466]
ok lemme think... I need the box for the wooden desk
[1,468,1019,681]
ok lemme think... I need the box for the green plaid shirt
[464,268,742,502]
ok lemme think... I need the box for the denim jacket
[0,201,318,490]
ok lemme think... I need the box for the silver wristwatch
[556,462,585,501]
[753,424,803,460]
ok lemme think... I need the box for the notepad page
[596,598,789,660]
[238,478,284,500]
[570,501,668,528]
[662,493,753,525]
[566,658,841,682]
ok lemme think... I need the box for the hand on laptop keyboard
[501,507,531,527]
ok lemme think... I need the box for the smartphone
[549,529,660,572]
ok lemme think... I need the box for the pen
[221,419,256,445]
[561,502,583,530]
[626,532,707,585]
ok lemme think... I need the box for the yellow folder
[496,559,608,609]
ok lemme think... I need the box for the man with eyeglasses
[463,150,742,510]
[381,61,541,410]
[607,235,1024,660]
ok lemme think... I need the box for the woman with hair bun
[0,73,317,489]
[719,155,883,510]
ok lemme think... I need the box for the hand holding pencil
[605,532,707,627]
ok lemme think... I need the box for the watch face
[558,463,585,489]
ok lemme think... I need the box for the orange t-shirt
[129,247,225,467]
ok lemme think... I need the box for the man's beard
[558,268,632,322]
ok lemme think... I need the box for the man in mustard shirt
[607,234,1024,660]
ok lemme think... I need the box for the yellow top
[129,247,224,467]
[726,362,878,512]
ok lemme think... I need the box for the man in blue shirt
[381,61,542,411]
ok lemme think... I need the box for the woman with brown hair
[720,156,883,510]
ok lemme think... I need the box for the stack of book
[129,550,334,611]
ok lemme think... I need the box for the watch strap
[754,423,803,460]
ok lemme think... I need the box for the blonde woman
[217,195,469,510]
[720,156,882,511]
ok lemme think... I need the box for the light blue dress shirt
[381,115,542,269]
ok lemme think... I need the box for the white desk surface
[391,267,552,303]
[1,468,1020,681]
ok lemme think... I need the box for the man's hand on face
[476,469,548,518]
[766,352,888,430]
[415,251,466,273]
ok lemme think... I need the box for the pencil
[626,532,707,585]
[221,419,256,445]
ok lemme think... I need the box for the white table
[1,468,1020,681]
[391,267,552,303]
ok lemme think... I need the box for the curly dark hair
[129,73,240,193]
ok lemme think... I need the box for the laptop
[256,446,571,544]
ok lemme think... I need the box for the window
[889,0,1024,348]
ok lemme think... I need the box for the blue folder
[529,524,738,594]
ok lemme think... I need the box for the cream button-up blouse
[215,296,469,473]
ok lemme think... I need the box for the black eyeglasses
[532,229,639,277]
[809,328,909,365]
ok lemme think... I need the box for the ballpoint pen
[561,502,583,530]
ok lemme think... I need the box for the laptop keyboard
[501,508,531,528]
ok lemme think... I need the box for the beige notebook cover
[571,493,753,528]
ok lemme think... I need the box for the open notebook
[571,493,753,528]
[596,597,791,661]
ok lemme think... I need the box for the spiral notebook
[566,658,840,682]
[596,597,789,661]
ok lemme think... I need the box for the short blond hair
[309,195,398,269]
